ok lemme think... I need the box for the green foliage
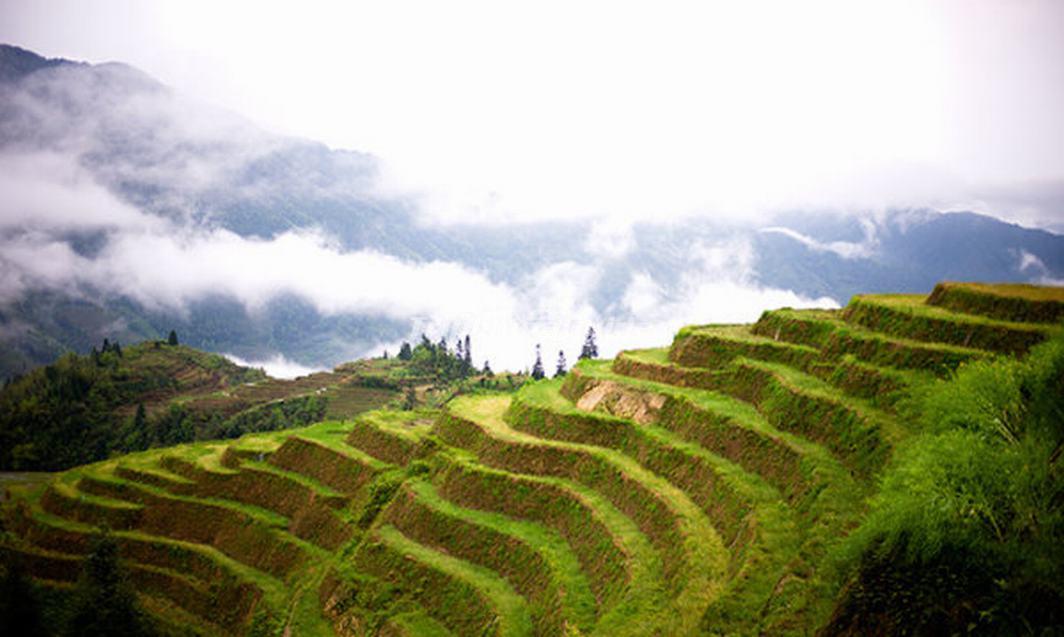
[834,333,1064,634]
[0,561,48,637]
[579,327,598,360]
[65,530,156,637]
[531,345,545,380]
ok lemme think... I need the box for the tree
[0,561,47,637]
[531,345,545,380]
[134,403,146,430]
[398,341,413,361]
[167,330,179,346]
[65,531,154,637]
[483,360,494,377]
[464,335,473,367]
[555,350,568,378]
[579,327,598,360]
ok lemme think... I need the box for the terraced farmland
[3,283,1061,635]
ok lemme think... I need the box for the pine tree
[167,330,179,346]
[464,335,472,367]
[483,360,493,377]
[531,345,545,380]
[456,339,464,362]
[0,561,47,637]
[65,531,153,637]
[398,342,413,360]
[555,350,568,378]
[579,327,599,360]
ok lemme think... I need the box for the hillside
[0,339,405,472]
[1,282,1062,635]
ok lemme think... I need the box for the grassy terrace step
[585,358,855,500]
[721,358,901,478]
[431,452,666,636]
[514,379,768,545]
[382,479,596,635]
[0,533,250,634]
[268,434,384,495]
[612,341,905,481]
[510,380,827,634]
[671,325,821,370]
[9,501,274,598]
[440,395,726,634]
[843,294,1058,355]
[42,465,312,580]
[354,524,534,637]
[667,327,920,410]
[805,357,923,411]
[926,281,1064,323]
[157,454,352,550]
[751,308,991,374]
[346,409,437,465]
[381,611,454,636]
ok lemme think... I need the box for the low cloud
[759,221,878,260]
[0,176,835,371]
[223,352,322,379]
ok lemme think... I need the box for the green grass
[406,479,598,632]
[844,294,1058,355]
[449,393,727,635]
[432,444,672,636]
[374,524,535,637]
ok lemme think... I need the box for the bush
[828,333,1064,635]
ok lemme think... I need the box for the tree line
[530,326,598,381]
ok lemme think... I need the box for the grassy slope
[3,281,1059,636]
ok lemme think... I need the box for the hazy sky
[2,0,1063,227]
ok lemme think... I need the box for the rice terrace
[3,281,1062,635]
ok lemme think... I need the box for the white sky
[2,0,1064,226]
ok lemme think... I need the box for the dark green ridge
[926,281,1064,323]
[751,308,992,374]
[843,294,1059,355]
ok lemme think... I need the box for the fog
[3,0,1062,228]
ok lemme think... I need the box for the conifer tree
[65,531,153,637]
[0,561,47,637]
[398,341,413,360]
[483,360,493,376]
[167,330,179,346]
[131,403,148,449]
[555,350,568,378]
[579,326,599,360]
[531,345,545,380]
[464,335,473,367]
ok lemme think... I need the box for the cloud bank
[0,151,838,372]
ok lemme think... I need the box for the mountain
[3,282,1060,635]
[1,43,1062,379]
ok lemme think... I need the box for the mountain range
[1,43,1061,379]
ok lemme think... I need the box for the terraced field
[2,283,1061,635]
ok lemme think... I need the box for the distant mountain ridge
[0,43,1061,378]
